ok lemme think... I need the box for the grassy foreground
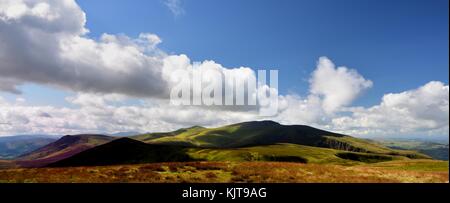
[0,160,447,183]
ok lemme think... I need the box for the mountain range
[0,120,436,169]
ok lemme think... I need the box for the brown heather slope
[15,134,115,167]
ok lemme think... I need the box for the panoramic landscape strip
[0,121,448,183]
[0,0,448,185]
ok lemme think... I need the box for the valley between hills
[0,121,448,183]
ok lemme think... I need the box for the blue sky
[0,0,448,137]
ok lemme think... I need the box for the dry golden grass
[0,160,16,169]
[0,161,447,183]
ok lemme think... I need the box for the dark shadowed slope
[48,138,194,167]
[16,134,115,167]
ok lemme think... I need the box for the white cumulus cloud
[331,81,449,136]
[310,57,373,114]
[0,0,168,98]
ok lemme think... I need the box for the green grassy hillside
[132,121,429,159]
[187,143,414,165]
[133,120,346,147]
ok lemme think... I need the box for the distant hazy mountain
[0,135,57,159]
[376,139,449,160]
